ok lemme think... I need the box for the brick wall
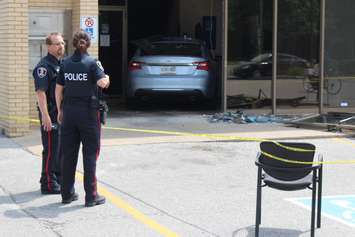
[28,1,71,128]
[72,0,99,58]
[0,0,100,136]
[0,0,30,137]
[29,0,71,9]
[28,0,99,128]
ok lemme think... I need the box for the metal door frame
[99,5,127,97]
[221,0,228,111]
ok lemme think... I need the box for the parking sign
[80,16,98,43]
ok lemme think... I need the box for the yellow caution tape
[2,115,355,165]
[103,126,315,152]
[0,115,40,124]
[260,150,355,165]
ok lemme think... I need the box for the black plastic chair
[255,141,323,237]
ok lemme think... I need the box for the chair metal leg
[311,170,317,237]
[317,166,323,228]
[255,167,262,237]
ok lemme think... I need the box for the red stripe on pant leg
[45,131,52,191]
[92,112,101,197]
[92,176,97,198]
[96,111,101,160]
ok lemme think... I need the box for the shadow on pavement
[232,225,308,237]
[1,190,83,219]
[0,191,41,205]
[4,202,83,219]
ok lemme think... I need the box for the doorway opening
[100,0,223,110]
[126,0,223,109]
[99,5,126,97]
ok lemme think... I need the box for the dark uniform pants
[61,100,101,202]
[39,111,61,190]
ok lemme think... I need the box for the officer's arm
[55,84,64,124]
[94,60,110,88]
[36,90,52,131]
[97,75,110,89]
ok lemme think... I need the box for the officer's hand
[97,75,110,89]
[42,114,52,131]
[57,111,63,125]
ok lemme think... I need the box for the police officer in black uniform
[55,30,110,207]
[32,32,65,194]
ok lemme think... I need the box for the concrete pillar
[0,0,30,137]
[72,0,99,58]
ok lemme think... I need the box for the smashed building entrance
[98,0,223,108]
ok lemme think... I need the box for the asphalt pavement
[1,111,355,237]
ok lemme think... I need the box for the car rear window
[141,42,203,57]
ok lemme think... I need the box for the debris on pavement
[227,92,306,109]
[206,111,303,124]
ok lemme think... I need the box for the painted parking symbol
[287,195,355,227]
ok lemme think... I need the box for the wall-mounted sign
[100,34,110,47]
[80,16,98,43]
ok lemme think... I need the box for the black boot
[41,182,61,195]
[62,192,79,204]
[85,194,105,207]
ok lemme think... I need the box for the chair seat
[264,173,312,191]
[255,142,322,237]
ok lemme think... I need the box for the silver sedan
[126,38,216,101]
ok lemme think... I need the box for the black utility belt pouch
[98,100,108,125]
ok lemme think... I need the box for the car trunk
[134,56,207,76]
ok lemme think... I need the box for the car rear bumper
[127,75,215,98]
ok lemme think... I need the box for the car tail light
[194,61,209,71]
[128,61,143,71]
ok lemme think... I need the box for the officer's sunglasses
[51,41,65,46]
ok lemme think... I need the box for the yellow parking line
[75,172,181,237]
[333,137,355,148]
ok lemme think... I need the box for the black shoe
[62,193,79,204]
[85,195,106,207]
[41,185,61,195]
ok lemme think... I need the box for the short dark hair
[46,32,63,45]
[72,30,91,50]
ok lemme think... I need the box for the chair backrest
[259,141,316,181]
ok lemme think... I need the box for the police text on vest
[64,73,88,81]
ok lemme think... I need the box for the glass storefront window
[227,0,321,113]
[324,0,355,110]
[277,0,320,112]
[227,0,273,111]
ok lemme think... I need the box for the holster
[98,100,108,125]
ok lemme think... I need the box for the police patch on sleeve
[37,67,47,78]
[96,60,104,72]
